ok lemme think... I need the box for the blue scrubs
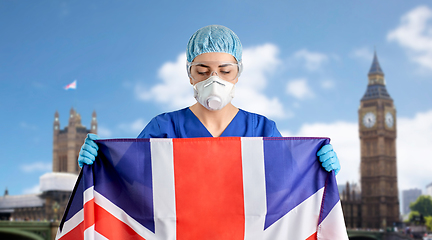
[138,108,282,138]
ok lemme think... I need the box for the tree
[426,216,432,231]
[410,195,432,217]
[408,211,424,224]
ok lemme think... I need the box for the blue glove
[317,144,340,175]
[78,134,99,168]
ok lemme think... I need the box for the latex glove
[317,144,340,175]
[78,133,99,168]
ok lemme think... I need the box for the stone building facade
[0,108,96,222]
[342,52,400,230]
[341,182,362,229]
[53,108,97,174]
[0,190,45,221]
[426,183,432,198]
[401,188,422,215]
[358,52,399,229]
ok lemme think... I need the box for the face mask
[193,76,235,111]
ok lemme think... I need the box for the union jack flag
[56,137,348,240]
[64,80,77,90]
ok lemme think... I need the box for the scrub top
[137,107,282,138]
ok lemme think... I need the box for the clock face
[385,112,394,128]
[363,112,376,128]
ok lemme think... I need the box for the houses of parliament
[0,53,400,230]
[0,109,97,221]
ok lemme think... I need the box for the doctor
[78,25,340,174]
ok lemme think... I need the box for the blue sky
[1,1,432,198]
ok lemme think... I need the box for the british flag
[56,137,348,240]
[64,80,76,90]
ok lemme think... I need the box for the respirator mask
[193,76,235,111]
[188,61,242,111]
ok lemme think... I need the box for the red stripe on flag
[84,199,95,229]
[94,203,146,240]
[306,232,318,240]
[173,137,245,239]
[58,222,84,240]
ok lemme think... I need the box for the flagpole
[64,80,77,111]
[73,80,77,111]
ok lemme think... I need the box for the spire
[68,108,75,126]
[54,110,60,131]
[91,110,98,134]
[368,51,384,76]
[362,51,392,101]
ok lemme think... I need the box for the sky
[1,1,432,200]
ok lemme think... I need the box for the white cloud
[294,49,329,71]
[280,109,432,193]
[118,118,147,135]
[279,130,291,137]
[98,119,148,138]
[20,122,38,131]
[137,44,287,119]
[234,43,286,118]
[238,43,281,90]
[286,78,315,100]
[387,6,432,70]
[292,102,301,109]
[22,184,41,194]
[285,121,360,186]
[397,110,432,191]
[97,125,113,138]
[20,162,52,173]
[351,47,373,61]
[135,53,195,111]
[321,79,335,89]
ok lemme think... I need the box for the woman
[78,25,340,174]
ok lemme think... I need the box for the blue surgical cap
[187,25,242,63]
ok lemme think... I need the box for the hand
[78,134,99,168]
[317,144,340,175]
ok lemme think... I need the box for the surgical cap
[187,25,242,63]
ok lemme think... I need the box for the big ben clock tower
[359,52,399,229]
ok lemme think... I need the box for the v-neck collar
[186,107,241,137]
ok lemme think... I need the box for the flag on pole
[64,80,77,90]
[56,137,348,240]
